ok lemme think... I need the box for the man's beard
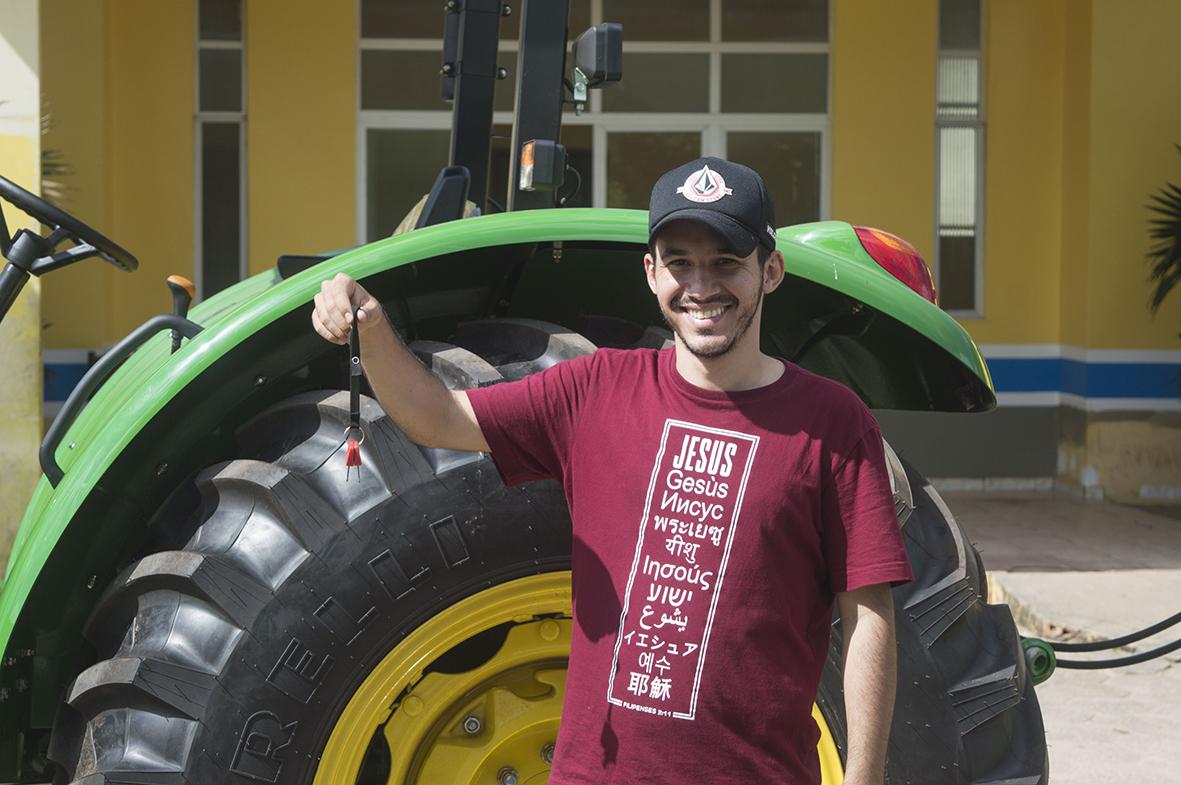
[661,287,763,359]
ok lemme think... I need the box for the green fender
[0,208,992,728]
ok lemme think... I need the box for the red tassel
[345,439,362,468]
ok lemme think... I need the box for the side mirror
[570,22,623,113]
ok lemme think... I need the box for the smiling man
[312,157,913,784]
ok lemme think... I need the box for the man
[312,157,913,784]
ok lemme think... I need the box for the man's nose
[679,266,723,297]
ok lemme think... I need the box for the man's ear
[644,251,658,295]
[763,250,786,294]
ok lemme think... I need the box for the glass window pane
[362,0,590,41]
[602,53,709,113]
[493,52,517,112]
[939,127,976,231]
[722,0,828,42]
[199,0,241,42]
[199,48,242,112]
[361,50,451,110]
[603,0,708,40]
[937,56,979,118]
[559,124,594,208]
[362,0,444,39]
[201,122,241,297]
[502,0,591,40]
[938,234,975,309]
[938,126,977,309]
[607,131,700,209]
[727,132,820,226]
[367,129,452,241]
[722,54,826,113]
[939,0,981,50]
[567,0,593,43]
[488,123,515,213]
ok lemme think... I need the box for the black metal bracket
[507,0,570,211]
[416,165,472,228]
[446,0,503,212]
[40,313,204,487]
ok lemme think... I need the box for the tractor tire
[46,319,1046,785]
[817,461,1049,784]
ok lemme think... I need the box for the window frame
[194,0,247,300]
[934,11,985,319]
[356,0,831,244]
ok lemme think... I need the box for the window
[196,0,246,299]
[936,0,983,314]
[358,0,830,242]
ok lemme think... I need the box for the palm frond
[39,107,74,208]
[1146,147,1181,313]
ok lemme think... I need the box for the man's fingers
[331,280,355,324]
[314,301,343,342]
[357,297,381,323]
[313,275,377,343]
[312,309,345,345]
[323,282,353,336]
[314,291,348,341]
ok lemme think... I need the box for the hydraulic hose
[1048,609,1181,653]
[1055,636,1181,670]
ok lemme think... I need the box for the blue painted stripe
[987,357,1180,399]
[985,359,1060,393]
[1084,361,1180,398]
[44,362,90,403]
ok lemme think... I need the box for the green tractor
[0,5,1047,784]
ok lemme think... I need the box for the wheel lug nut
[497,767,519,785]
[462,714,482,735]
[541,742,555,764]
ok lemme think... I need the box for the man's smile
[675,299,736,326]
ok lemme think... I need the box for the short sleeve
[821,418,914,594]
[465,353,596,486]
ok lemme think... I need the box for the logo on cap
[675,165,733,203]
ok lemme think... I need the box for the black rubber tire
[47,319,1046,785]
[818,462,1049,784]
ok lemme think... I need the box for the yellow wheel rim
[314,572,845,784]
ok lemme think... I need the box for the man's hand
[312,273,383,345]
[308,272,490,454]
[836,582,898,785]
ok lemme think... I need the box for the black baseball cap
[648,157,777,257]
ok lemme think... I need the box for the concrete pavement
[943,491,1181,785]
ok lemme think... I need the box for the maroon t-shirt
[466,348,913,784]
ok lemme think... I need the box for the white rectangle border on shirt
[605,418,760,721]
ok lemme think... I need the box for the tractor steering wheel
[0,173,138,274]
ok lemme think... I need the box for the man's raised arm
[311,273,490,453]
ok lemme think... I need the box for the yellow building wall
[105,1,195,338]
[966,0,1065,345]
[0,136,42,574]
[1084,0,1181,349]
[0,0,44,570]
[1058,0,1091,348]
[247,0,357,276]
[40,0,115,349]
[830,0,937,264]
[39,0,194,347]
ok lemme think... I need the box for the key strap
[349,303,362,432]
[343,304,365,480]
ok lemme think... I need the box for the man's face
[644,220,784,359]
